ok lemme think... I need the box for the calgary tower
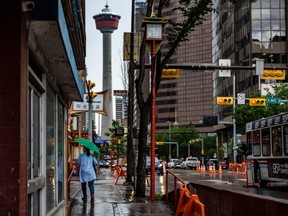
[93,3,121,138]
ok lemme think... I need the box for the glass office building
[212,0,287,141]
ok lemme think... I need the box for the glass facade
[212,0,287,121]
[46,84,65,213]
[28,85,42,215]
[46,85,56,212]
[251,0,286,64]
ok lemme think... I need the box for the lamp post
[168,121,171,159]
[142,13,167,201]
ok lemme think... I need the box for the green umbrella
[75,138,100,154]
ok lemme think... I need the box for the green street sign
[266,98,281,104]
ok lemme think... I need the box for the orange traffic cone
[212,164,216,173]
[208,164,212,173]
[218,165,223,174]
[202,165,206,172]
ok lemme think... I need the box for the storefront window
[57,101,64,203]
[46,85,56,212]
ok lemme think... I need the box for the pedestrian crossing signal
[217,97,233,105]
[249,98,266,106]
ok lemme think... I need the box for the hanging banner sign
[70,90,108,115]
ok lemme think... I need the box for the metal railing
[165,170,187,206]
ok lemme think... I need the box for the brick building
[0,1,86,215]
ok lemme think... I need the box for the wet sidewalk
[68,169,174,215]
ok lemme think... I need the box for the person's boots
[91,194,94,202]
[82,195,87,201]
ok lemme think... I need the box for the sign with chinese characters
[70,90,108,115]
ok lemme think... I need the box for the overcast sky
[85,0,132,92]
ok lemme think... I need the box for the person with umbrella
[76,143,98,202]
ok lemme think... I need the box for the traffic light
[249,98,266,106]
[86,80,97,101]
[88,80,95,89]
[156,142,164,145]
[115,127,124,136]
[216,97,233,105]
[90,92,97,99]
[162,68,180,78]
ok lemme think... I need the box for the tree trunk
[135,106,150,197]
[126,61,135,184]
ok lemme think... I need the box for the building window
[46,84,56,212]
[46,84,66,211]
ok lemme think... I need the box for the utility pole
[87,80,96,142]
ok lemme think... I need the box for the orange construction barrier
[112,165,121,177]
[175,185,193,216]
[183,197,205,216]
[115,167,127,185]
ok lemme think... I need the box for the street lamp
[142,13,167,201]
[167,121,171,159]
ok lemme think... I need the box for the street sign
[266,98,281,104]
[237,93,245,105]
[113,90,128,96]
[219,59,231,77]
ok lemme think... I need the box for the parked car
[167,158,178,169]
[182,157,200,170]
[206,159,219,170]
[146,156,160,175]
[99,159,111,168]
[174,159,184,169]
[220,160,229,169]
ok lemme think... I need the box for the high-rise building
[212,0,287,138]
[115,96,128,121]
[156,0,214,133]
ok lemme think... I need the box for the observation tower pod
[93,4,121,33]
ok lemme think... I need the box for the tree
[134,0,213,197]
[156,124,200,160]
[232,84,288,134]
[104,120,127,165]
